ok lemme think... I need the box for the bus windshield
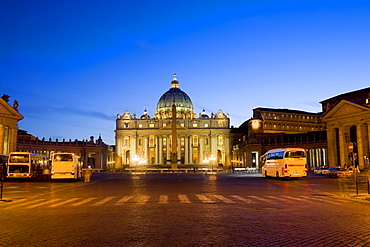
[9,154,29,163]
[53,154,73,161]
[285,151,306,158]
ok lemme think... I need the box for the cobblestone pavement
[1,173,370,246]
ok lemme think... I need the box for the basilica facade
[115,74,231,169]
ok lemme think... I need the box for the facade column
[177,136,181,161]
[339,126,348,168]
[199,135,204,164]
[185,135,189,164]
[158,136,163,164]
[367,123,370,166]
[144,135,149,164]
[326,127,337,167]
[0,124,4,154]
[357,124,366,168]
[155,135,159,164]
[131,134,137,164]
[9,127,17,153]
[225,135,231,167]
[167,135,171,164]
[189,136,193,164]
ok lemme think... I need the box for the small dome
[140,109,150,119]
[199,109,209,119]
[155,74,195,119]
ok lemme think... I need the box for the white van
[261,148,307,179]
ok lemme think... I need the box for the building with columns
[321,87,370,169]
[0,94,23,154]
[115,74,231,169]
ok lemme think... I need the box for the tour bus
[261,148,307,179]
[51,153,82,180]
[7,152,47,179]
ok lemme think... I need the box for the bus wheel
[276,171,279,178]
[265,171,270,178]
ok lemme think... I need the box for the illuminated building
[115,74,231,169]
[321,87,370,169]
[0,94,23,154]
[237,108,327,170]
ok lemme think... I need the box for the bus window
[53,154,73,162]
[285,151,306,158]
[9,154,29,163]
[267,151,284,160]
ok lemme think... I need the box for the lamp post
[132,155,140,173]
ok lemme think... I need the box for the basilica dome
[155,74,196,119]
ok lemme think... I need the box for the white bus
[7,152,47,179]
[261,148,307,179]
[51,153,82,180]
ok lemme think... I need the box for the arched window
[193,136,199,146]
[149,136,155,147]
[218,135,224,146]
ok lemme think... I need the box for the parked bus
[261,148,307,179]
[51,153,82,180]
[7,152,47,179]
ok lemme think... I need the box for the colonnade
[327,123,370,168]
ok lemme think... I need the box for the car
[314,167,329,175]
[328,167,353,178]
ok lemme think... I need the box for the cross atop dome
[170,73,180,88]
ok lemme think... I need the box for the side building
[321,87,370,169]
[0,94,23,154]
[115,74,231,170]
[17,131,115,170]
[236,107,327,170]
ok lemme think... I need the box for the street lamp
[203,158,209,173]
[209,155,216,173]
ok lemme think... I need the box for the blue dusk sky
[1,0,370,145]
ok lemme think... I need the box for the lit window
[149,123,155,128]
[181,123,185,127]
[138,124,143,128]
[193,122,198,127]
[163,123,167,127]
[205,123,209,128]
